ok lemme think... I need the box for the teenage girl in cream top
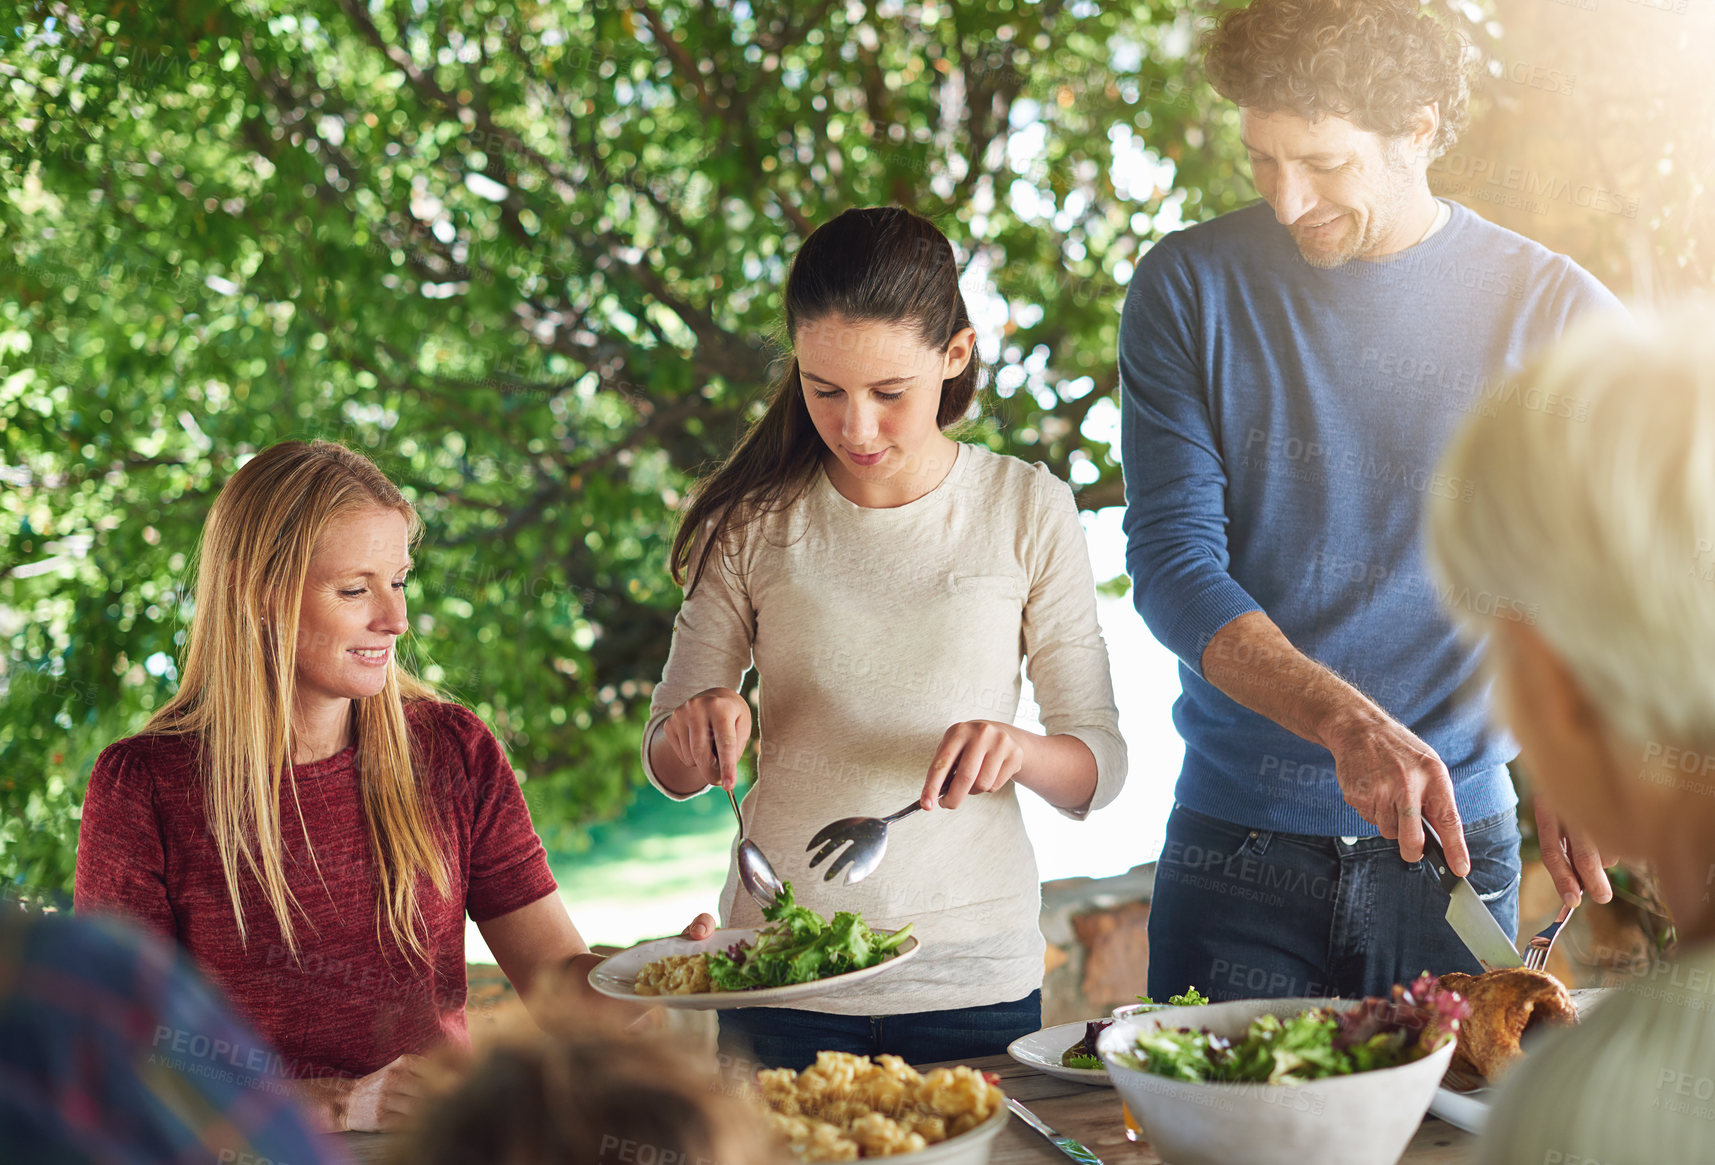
[641,206,1126,1069]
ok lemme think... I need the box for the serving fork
[1523,901,1575,971]
[805,776,954,886]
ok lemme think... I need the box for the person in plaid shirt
[0,905,339,1165]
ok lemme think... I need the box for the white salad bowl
[1096,996,1456,1165]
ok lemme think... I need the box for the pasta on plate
[633,953,713,996]
[755,1051,1004,1161]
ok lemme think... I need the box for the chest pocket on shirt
[949,573,1027,602]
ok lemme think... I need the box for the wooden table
[335,1052,1476,1164]
[945,1055,1476,1164]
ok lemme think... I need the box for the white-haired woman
[1427,308,1715,1163]
[75,440,713,1132]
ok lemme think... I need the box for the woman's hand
[658,688,752,790]
[306,1052,438,1132]
[919,720,1026,810]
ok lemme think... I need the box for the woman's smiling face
[795,314,973,505]
[293,506,412,711]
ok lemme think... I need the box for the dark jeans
[717,991,1043,1071]
[1147,804,1521,1002]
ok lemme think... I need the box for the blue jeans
[1146,804,1521,1002]
[717,991,1043,1071]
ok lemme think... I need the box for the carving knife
[1420,823,1522,971]
[1006,1098,1106,1164]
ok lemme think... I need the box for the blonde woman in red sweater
[75,440,713,1131]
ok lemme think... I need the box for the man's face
[1240,108,1429,268]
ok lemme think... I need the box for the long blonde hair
[146,440,450,962]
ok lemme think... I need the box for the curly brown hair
[1204,0,1474,158]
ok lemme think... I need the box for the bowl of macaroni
[753,1050,1009,1163]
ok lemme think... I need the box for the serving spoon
[727,784,784,909]
[709,730,783,909]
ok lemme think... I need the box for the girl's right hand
[661,687,752,790]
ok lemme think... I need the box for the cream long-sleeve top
[641,443,1127,1015]
[1476,942,1715,1164]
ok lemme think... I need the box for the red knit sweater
[73,700,558,1080]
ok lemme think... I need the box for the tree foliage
[3,0,1703,901]
[0,0,1253,897]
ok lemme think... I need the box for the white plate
[1007,1020,1112,1086]
[589,926,920,1010]
[1427,986,1611,1134]
[1427,1085,1492,1134]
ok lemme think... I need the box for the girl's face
[796,315,974,504]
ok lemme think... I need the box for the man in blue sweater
[1121,0,1621,1001]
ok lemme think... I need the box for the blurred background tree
[1,0,1253,897]
[1,0,1706,902]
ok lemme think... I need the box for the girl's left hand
[920,720,1025,810]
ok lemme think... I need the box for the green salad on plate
[707,881,914,991]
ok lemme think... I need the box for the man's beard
[1293,217,1366,270]
[1291,146,1420,269]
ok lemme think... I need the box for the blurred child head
[393,1021,786,1165]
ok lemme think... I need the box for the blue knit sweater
[1119,200,1622,836]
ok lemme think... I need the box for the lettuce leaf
[705,881,913,991]
[1117,973,1469,1084]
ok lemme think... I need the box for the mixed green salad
[1137,987,1212,1008]
[1062,986,1211,1069]
[707,881,914,991]
[1113,973,1470,1085]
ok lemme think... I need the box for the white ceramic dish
[1006,1020,1112,1086]
[1098,996,1457,1165]
[1426,1085,1491,1135]
[1426,986,1612,1134]
[864,1102,1011,1165]
[589,926,920,1010]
